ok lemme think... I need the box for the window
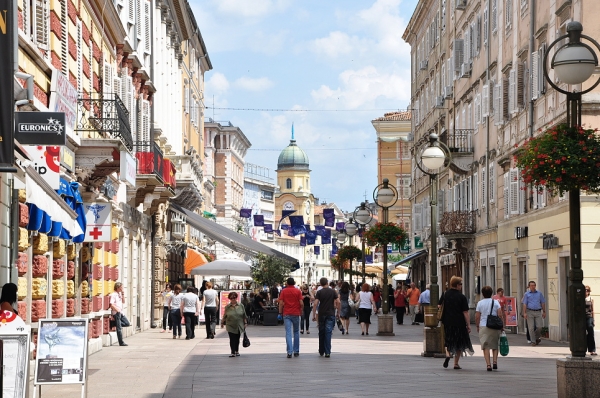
[505,0,513,31]
[22,0,50,50]
[286,178,292,189]
[503,168,525,218]
[491,0,498,33]
[398,176,411,197]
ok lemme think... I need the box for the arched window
[286,178,292,189]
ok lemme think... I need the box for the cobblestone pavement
[31,314,580,398]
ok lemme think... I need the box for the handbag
[436,303,444,322]
[499,331,509,356]
[486,300,503,330]
[242,331,251,348]
[348,296,355,308]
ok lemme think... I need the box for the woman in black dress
[441,276,474,369]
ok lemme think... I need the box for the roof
[373,111,412,122]
[277,139,309,170]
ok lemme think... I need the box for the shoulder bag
[347,294,355,308]
[436,302,444,322]
[486,299,503,330]
[242,329,251,348]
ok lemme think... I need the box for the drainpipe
[528,0,535,139]
[150,212,157,327]
[485,0,491,228]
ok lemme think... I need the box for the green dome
[277,139,309,170]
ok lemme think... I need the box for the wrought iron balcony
[440,129,474,153]
[75,93,133,151]
[135,141,164,182]
[440,210,476,235]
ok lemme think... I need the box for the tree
[251,253,295,288]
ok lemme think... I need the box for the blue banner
[290,215,307,235]
[282,210,296,219]
[315,225,325,236]
[366,254,373,264]
[336,222,345,232]
[314,246,320,255]
[332,244,338,255]
[264,224,273,233]
[300,237,306,247]
[253,215,264,226]
[306,231,317,245]
[240,208,252,218]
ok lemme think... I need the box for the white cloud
[205,72,230,94]
[212,0,292,18]
[311,66,410,109]
[354,0,411,56]
[311,31,360,58]
[234,77,274,92]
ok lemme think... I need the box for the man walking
[312,278,340,358]
[407,282,421,325]
[109,282,131,346]
[522,281,546,346]
[419,284,431,316]
[279,278,304,358]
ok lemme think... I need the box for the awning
[184,248,208,274]
[392,250,428,266]
[170,203,298,265]
[25,166,83,237]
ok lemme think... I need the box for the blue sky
[191,0,418,213]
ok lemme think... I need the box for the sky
[190,0,419,213]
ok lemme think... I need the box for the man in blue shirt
[521,281,546,346]
[418,284,431,317]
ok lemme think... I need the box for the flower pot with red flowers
[363,222,408,248]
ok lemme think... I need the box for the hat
[286,277,296,286]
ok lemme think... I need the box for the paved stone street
[33,315,577,398]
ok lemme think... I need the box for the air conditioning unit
[434,96,445,108]
[456,0,467,10]
[460,62,471,78]
[419,60,428,70]
[443,86,453,99]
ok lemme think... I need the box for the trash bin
[263,309,279,326]
[424,306,439,328]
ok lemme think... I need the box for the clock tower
[275,125,315,226]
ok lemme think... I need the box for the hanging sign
[0,0,15,167]
[48,68,78,141]
[15,112,66,145]
[84,202,112,242]
[119,150,136,187]
[23,146,61,189]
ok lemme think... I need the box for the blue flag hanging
[304,224,311,231]
[253,215,264,226]
[240,208,252,218]
[289,215,307,235]
[315,225,325,236]
[366,254,373,264]
[323,208,335,219]
[306,231,317,245]
[274,230,281,236]
[281,224,290,231]
[314,246,320,255]
[332,244,338,255]
[264,224,273,233]
[300,237,306,247]
[336,222,345,232]
[282,210,296,219]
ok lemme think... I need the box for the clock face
[283,201,295,211]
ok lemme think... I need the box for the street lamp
[373,179,398,317]
[354,202,373,284]
[345,218,358,284]
[543,21,600,360]
[336,235,345,281]
[414,133,451,313]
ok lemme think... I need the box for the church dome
[277,139,309,170]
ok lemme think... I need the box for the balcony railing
[440,129,473,153]
[135,141,164,182]
[75,93,133,151]
[440,210,476,235]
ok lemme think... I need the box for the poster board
[34,319,89,385]
[0,311,31,398]
[504,296,518,327]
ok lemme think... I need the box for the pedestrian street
[34,315,575,398]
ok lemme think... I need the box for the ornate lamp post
[543,23,600,364]
[373,179,398,321]
[354,202,373,284]
[335,232,346,281]
[344,218,358,284]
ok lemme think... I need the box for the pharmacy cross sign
[89,227,103,240]
[84,202,112,242]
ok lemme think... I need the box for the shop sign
[15,112,66,145]
[48,68,78,140]
[84,202,112,242]
[541,233,560,250]
[0,0,15,166]
[414,236,423,249]
[60,146,75,172]
[119,150,136,187]
[22,146,61,189]
[515,226,528,240]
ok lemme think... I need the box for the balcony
[75,93,133,151]
[136,141,164,180]
[440,210,476,236]
[440,129,474,175]
[133,141,171,211]
[170,155,203,211]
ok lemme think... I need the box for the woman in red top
[394,285,407,324]
[373,286,382,314]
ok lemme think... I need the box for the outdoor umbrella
[184,248,208,275]
[390,266,409,275]
[364,266,383,274]
[392,273,408,281]
[190,257,252,277]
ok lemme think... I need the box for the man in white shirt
[109,282,131,346]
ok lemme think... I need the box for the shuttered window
[33,0,49,49]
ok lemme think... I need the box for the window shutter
[481,167,486,208]
[77,21,83,92]
[453,185,459,211]
[60,0,68,75]
[518,169,526,214]
[482,85,489,117]
[517,62,525,109]
[184,86,189,114]
[504,172,510,218]
[489,162,495,203]
[510,168,519,215]
[103,63,113,95]
[531,51,539,100]
[144,0,151,54]
[454,39,464,71]
[475,93,481,125]
[508,69,516,114]
[502,78,509,121]
[491,0,497,33]
[483,8,488,44]
[475,17,481,55]
[467,176,472,210]
[473,172,478,209]
[128,0,135,23]
[424,197,430,227]
[505,0,512,29]
[141,99,150,142]
[438,189,445,221]
[33,0,49,49]
[539,44,547,95]
[447,187,452,212]
[464,30,470,65]
[136,0,143,44]
[539,186,547,208]
[22,0,30,36]
[414,204,423,231]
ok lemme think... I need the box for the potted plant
[541,326,549,338]
[514,124,600,194]
[363,222,408,248]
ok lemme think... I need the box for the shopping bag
[499,331,509,356]
[242,331,251,348]
[336,317,344,332]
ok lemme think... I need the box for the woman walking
[221,292,247,357]
[475,286,504,371]
[181,286,201,340]
[0,283,18,314]
[440,276,474,369]
[394,285,407,325]
[357,283,376,335]
[373,285,382,314]
[202,282,219,339]
[167,284,183,339]
[160,283,173,333]
[586,285,597,356]
[300,284,312,334]
[339,282,354,335]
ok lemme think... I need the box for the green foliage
[337,246,363,261]
[387,254,404,263]
[515,124,600,194]
[251,253,294,287]
[363,222,408,247]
